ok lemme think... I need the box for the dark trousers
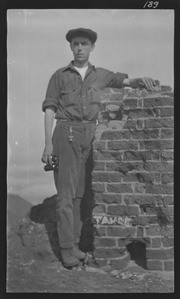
[52,120,96,249]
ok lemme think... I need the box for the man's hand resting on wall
[123,77,160,91]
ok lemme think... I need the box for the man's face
[70,36,94,64]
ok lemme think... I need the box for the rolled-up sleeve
[104,71,128,89]
[42,71,60,112]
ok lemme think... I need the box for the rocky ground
[6,194,174,293]
[6,222,174,293]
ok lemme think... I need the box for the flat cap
[66,28,97,43]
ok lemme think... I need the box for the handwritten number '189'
[143,1,159,8]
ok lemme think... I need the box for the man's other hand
[41,143,54,165]
[139,77,159,91]
[130,78,160,91]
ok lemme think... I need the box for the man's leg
[73,124,96,258]
[52,122,84,266]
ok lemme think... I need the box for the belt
[58,119,99,125]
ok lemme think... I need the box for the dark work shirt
[42,61,128,121]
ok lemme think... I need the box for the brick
[124,98,138,108]
[123,195,135,205]
[161,226,174,238]
[125,108,158,119]
[107,183,133,193]
[143,96,174,107]
[141,206,157,216]
[108,141,138,151]
[110,252,130,270]
[146,260,163,270]
[123,151,151,161]
[117,239,127,247]
[92,172,123,183]
[166,205,174,216]
[162,237,174,247]
[135,216,158,226]
[107,227,136,238]
[94,193,122,204]
[154,173,161,183]
[161,128,174,139]
[107,204,139,216]
[163,196,174,205]
[151,151,161,161]
[92,182,105,193]
[146,248,174,260]
[106,161,144,173]
[144,161,173,172]
[161,92,173,98]
[161,151,174,161]
[124,194,163,206]
[124,89,142,97]
[94,237,116,248]
[93,150,123,161]
[94,226,106,236]
[93,161,105,171]
[159,107,174,117]
[121,130,131,139]
[94,247,127,259]
[138,98,143,107]
[110,93,124,102]
[139,140,174,150]
[107,205,126,216]
[134,183,145,193]
[124,120,137,129]
[164,260,174,271]
[144,118,174,128]
[131,129,159,140]
[161,173,173,184]
[145,225,162,236]
[150,237,162,248]
[106,104,122,113]
[101,131,122,140]
[136,119,144,129]
[123,172,154,183]
[93,204,106,214]
[93,259,108,268]
[160,86,173,92]
[137,227,144,238]
[125,205,140,216]
[93,141,107,150]
[145,184,173,195]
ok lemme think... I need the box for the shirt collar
[62,61,96,73]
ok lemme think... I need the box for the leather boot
[61,248,80,267]
[72,244,86,261]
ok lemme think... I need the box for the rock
[119,271,133,280]
[106,104,121,112]
[110,269,119,277]
[17,195,61,262]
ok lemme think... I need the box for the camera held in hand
[44,155,58,172]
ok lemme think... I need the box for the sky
[7,9,174,205]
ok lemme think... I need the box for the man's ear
[90,44,95,52]
[70,43,73,51]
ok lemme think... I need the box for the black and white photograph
[6,8,174,293]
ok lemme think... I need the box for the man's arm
[123,77,159,91]
[41,108,55,165]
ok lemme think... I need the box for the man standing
[41,28,158,268]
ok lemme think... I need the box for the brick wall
[91,86,174,271]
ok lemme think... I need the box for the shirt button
[83,106,86,109]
